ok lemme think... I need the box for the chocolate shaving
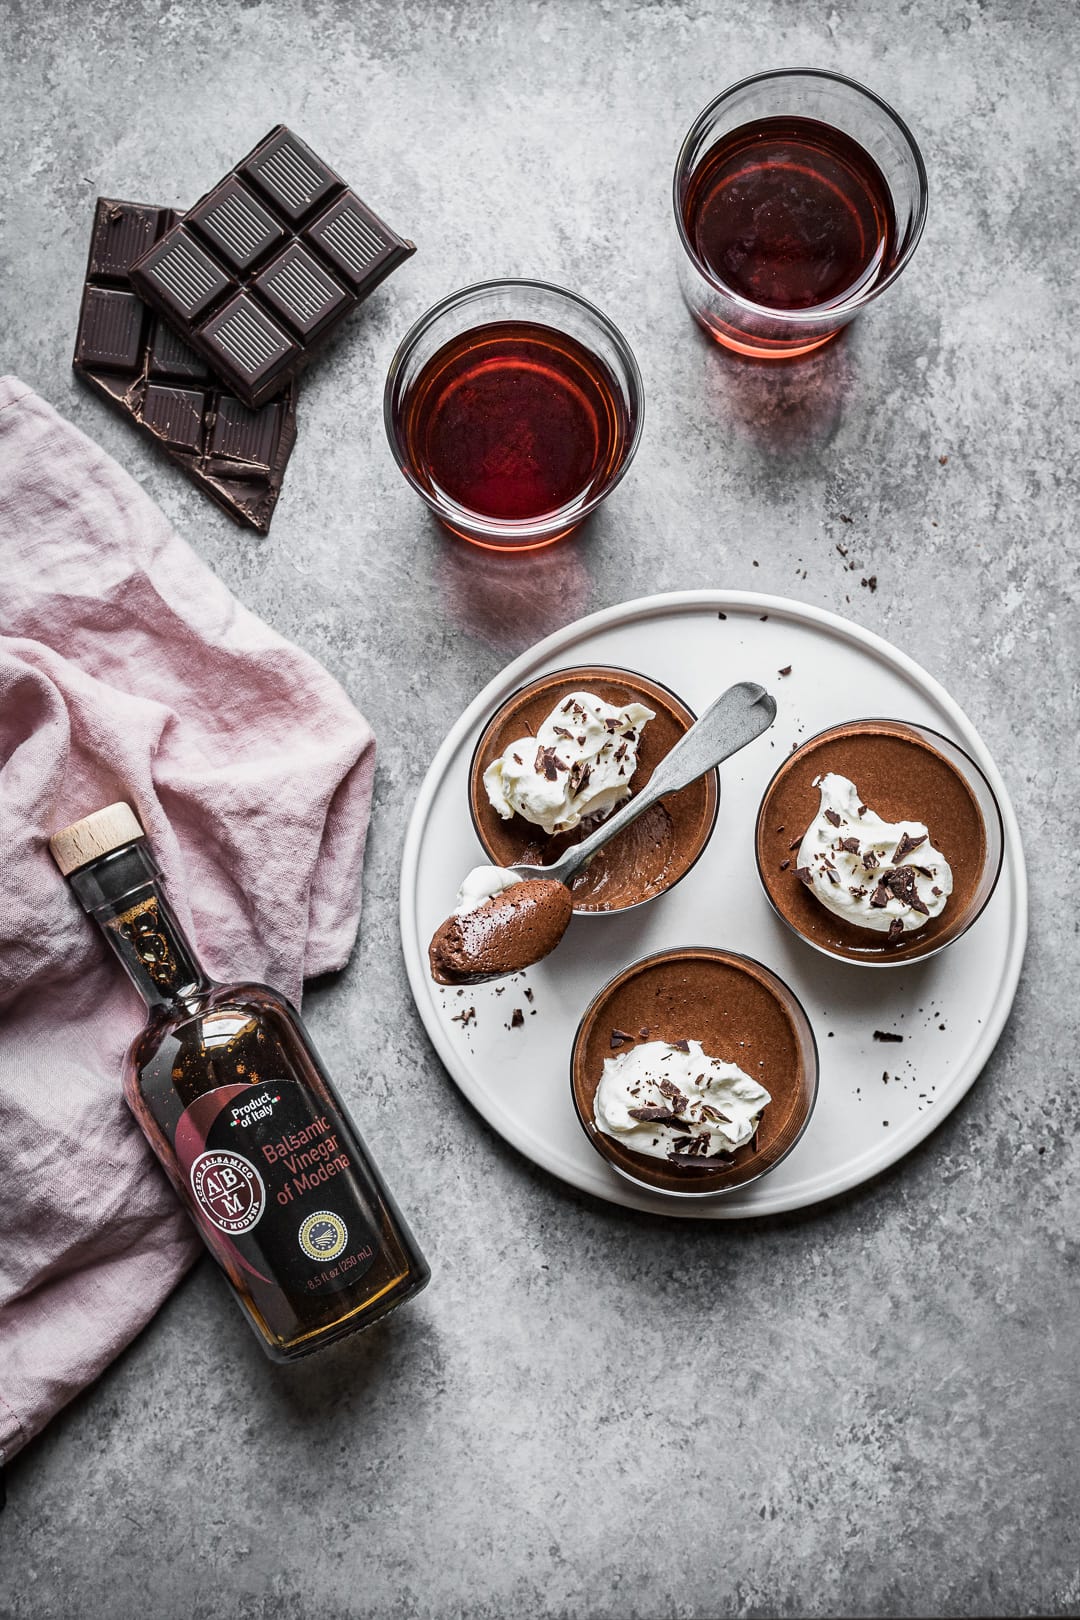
[779,859,790,871]
[840,837,860,854]
[789,836,803,851]
[628,1105,679,1123]
[894,831,927,862]
[610,1028,633,1048]
[534,745,566,780]
[873,1031,904,1042]
[824,808,842,828]
[824,862,841,885]
[658,1077,689,1112]
[552,725,573,741]
[869,883,891,908]
[612,741,628,762]
[796,866,814,887]
[887,917,905,941]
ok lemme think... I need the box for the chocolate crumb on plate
[873,1030,904,1042]
[510,1008,524,1029]
[778,665,792,676]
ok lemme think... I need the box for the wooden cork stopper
[49,802,145,876]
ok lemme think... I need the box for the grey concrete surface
[1,1,1078,1616]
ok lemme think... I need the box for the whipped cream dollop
[796,773,953,936]
[483,691,655,836]
[593,1040,770,1163]
[453,865,523,915]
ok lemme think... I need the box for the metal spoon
[508,679,777,886]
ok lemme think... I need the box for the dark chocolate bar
[129,126,415,408]
[73,198,298,534]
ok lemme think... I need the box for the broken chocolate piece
[894,831,928,862]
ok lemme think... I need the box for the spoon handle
[548,680,777,885]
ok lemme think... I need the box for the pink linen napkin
[0,375,376,1464]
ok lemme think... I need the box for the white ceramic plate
[400,593,1027,1218]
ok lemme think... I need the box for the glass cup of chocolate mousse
[468,666,720,913]
[755,719,1004,966]
[571,947,819,1197]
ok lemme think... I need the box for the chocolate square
[305,193,396,289]
[148,318,211,381]
[137,227,231,320]
[240,127,338,223]
[88,201,161,279]
[74,288,145,369]
[209,396,281,469]
[200,293,298,391]
[187,177,287,272]
[141,386,206,452]
[253,242,349,340]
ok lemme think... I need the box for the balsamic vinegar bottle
[49,804,429,1361]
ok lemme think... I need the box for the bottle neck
[69,842,210,1012]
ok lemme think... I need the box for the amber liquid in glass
[683,117,896,311]
[396,320,630,524]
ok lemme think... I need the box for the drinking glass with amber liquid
[674,70,928,358]
[384,279,643,550]
[49,804,429,1362]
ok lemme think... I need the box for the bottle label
[174,1080,380,1296]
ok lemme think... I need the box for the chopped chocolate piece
[869,883,890,908]
[836,542,849,557]
[894,831,928,862]
[939,453,949,465]
[452,1005,477,1026]
[638,1026,650,1040]
[824,808,842,828]
[670,1038,690,1053]
[524,988,534,1003]
[858,804,867,816]
[658,1077,690,1112]
[779,859,790,871]
[628,1105,679,1123]
[759,614,769,621]
[612,741,628,763]
[931,885,943,897]
[840,836,860,854]
[534,744,566,780]
[823,862,841,885]
[130,126,415,408]
[873,1030,904,1042]
[863,849,879,871]
[568,762,591,796]
[796,866,814,887]
[778,666,792,677]
[610,1028,633,1048]
[887,918,905,941]
[72,198,297,533]
[789,836,803,851]
[717,610,727,619]
[552,725,573,741]
[510,1008,524,1029]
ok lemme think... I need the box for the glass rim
[382,277,646,540]
[753,716,1006,968]
[569,944,821,1200]
[672,67,930,324]
[466,662,721,916]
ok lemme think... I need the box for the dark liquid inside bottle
[67,838,429,1361]
[683,116,896,311]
